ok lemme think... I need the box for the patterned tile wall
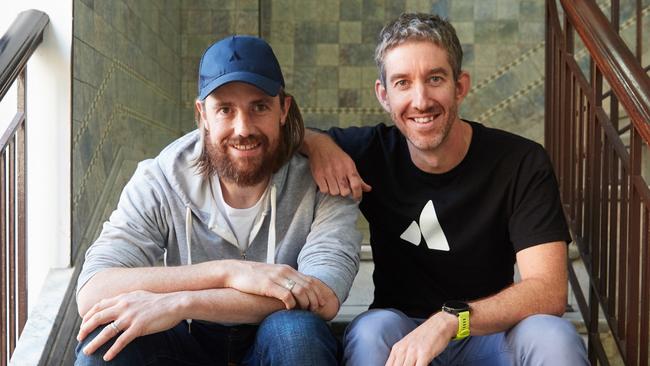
[72,0,184,259]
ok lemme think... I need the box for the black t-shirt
[328,121,571,318]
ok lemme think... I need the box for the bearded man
[74,35,361,366]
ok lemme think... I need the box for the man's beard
[205,130,280,186]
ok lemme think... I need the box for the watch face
[444,301,470,312]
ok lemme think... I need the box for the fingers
[103,326,137,361]
[78,299,119,342]
[349,174,372,201]
[82,320,122,357]
[287,275,324,311]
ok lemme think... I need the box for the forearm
[300,128,329,156]
[182,286,338,324]
[466,242,568,335]
[469,272,567,335]
[180,288,287,324]
[77,261,231,316]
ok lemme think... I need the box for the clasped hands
[77,260,326,361]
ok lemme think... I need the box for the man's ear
[195,99,208,130]
[455,71,471,104]
[375,79,391,113]
[280,95,291,126]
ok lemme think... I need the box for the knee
[257,310,335,349]
[344,308,414,347]
[75,325,144,365]
[510,315,580,346]
[508,314,588,365]
[254,310,338,365]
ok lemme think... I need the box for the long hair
[194,89,304,178]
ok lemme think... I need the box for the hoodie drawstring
[266,185,277,264]
[185,206,192,333]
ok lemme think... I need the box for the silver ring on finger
[110,321,120,335]
[284,278,296,291]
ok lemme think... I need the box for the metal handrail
[0,9,49,103]
[0,9,48,366]
[559,0,650,145]
[546,0,650,364]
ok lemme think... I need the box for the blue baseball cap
[197,35,285,100]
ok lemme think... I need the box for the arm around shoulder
[301,129,370,200]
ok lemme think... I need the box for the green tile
[294,44,317,66]
[362,0,385,21]
[361,88,380,108]
[497,0,519,19]
[293,1,320,21]
[269,21,295,44]
[340,0,362,21]
[338,67,362,89]
[317,0,340,21]
[361,20,383,43]
[519,0,544,21]
[316,66,338,89]
[473,44,498,67]
[454,22,474,44]
[338,89,361,108]
[210,10,232,35]
[474,0,498,20]
[234,10,259,35]
[386,0,406,20]
[497,20,519,44]
[317,89,338,107]
[316,44,339,66]
[237,0,258,11]
[449,1,474,22]
[339,43,375,66]
[273,43,294,67]
[270,0,294,22]
[519,21,544,44]
[405,0,431,13]
[361,66,379,87]
[339,21,362,44]
[316,22,339,43]
[474,21,499,44]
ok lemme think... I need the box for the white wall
[0,2,72,313]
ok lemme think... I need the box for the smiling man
[74,35,361,366]
[302,13,589,366]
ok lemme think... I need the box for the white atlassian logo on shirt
[400,200,450,251]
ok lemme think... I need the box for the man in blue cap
[74,35,361,365]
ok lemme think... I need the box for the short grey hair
[375,12,463,86]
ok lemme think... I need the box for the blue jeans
[343,308,589,366]
[75,310,339,365]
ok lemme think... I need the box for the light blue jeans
[75,310,339,365]
[343,308,589,366]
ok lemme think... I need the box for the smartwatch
[442,301,471,340]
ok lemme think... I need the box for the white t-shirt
[212,178,267,252]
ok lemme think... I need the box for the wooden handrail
[0,10,49,102]
[559,0,650,144]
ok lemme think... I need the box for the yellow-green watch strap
[452,310,470,340]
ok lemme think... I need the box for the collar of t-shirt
[212,177,269,252]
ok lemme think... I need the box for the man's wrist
[204,259,233,288]
[434,310,459,340]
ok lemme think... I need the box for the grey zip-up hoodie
[78,130,362,305]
